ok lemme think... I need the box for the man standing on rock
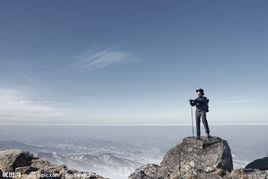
[189,88,211,139]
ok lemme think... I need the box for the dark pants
[196,110,210,137]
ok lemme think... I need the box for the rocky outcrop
[130,136,233,178]
[129,136,268,179]
[0,149,106,179]
[231,168,268,179]
[245,157,268,170]
[129,164,161,179]
[0,149,37,172]
[159,136,233,177]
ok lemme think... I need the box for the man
[189,88,211,139]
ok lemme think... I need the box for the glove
[189,99,195,106]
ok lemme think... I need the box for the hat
[196,88,204,94]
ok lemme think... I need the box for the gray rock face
[129,136,233,178]
[129,164,161,179]
[231,168,268,179]
[0,149,107,179]
[245,157,268,170]
[159,136,233,177]
[0,149,36,172]
[129,136,268,179]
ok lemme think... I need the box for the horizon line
[0,122,268,126]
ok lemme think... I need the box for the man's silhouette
[189,88,211,139]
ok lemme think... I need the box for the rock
[213,168,226,177]
[31,159,67,175]
[159,136,233,177]
[129,136,233,178]
[0,149,36,172]
[0,149,107,179]
[15,166,38,174]
[231,168,268,179]
[129,136,268,179]
[129,164,162,179]
[245,157,268,170]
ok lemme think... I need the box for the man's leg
[201,111,210,136]
[195,111,201,138]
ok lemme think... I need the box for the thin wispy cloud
[70,46,138,72]
[218,96,260,104]
[0,87,111,124]
[0,88,64,122]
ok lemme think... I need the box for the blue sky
[0,0,268,125]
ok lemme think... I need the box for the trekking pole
[191,106,195,138]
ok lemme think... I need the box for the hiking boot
[195,136,201,140]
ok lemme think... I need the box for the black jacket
[190,96,209,112]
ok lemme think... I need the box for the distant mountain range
[0,140,48,153]
[0,139,153,179]
[38,151,142,178]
